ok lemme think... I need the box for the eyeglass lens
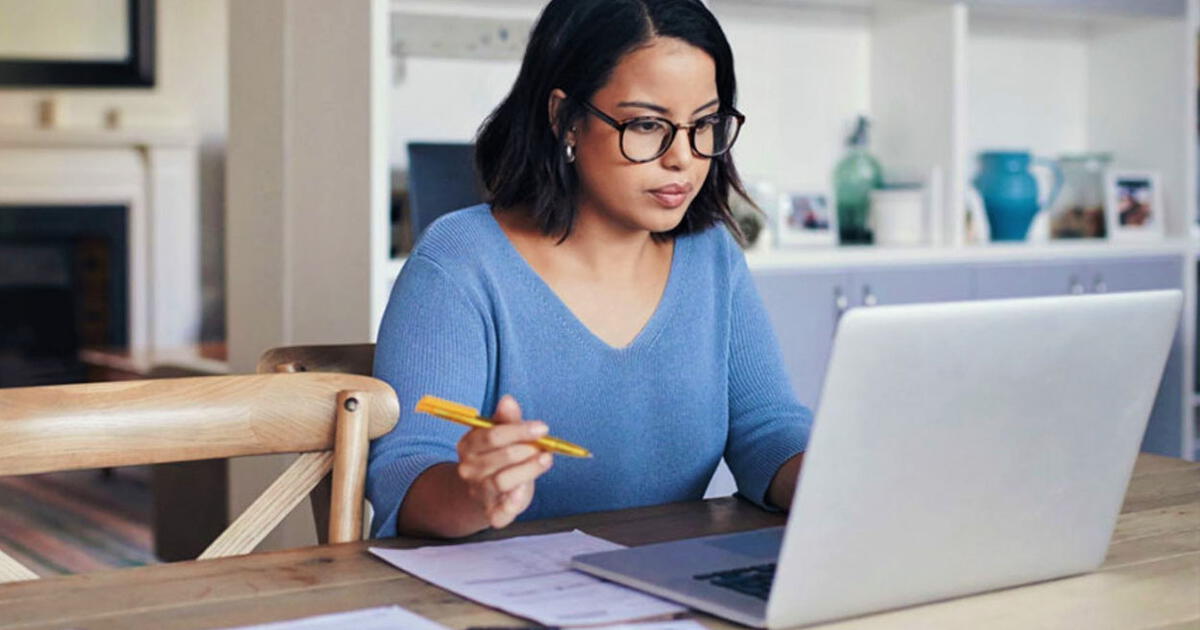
[620,115,741,162]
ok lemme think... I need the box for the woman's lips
[648,184,692,209]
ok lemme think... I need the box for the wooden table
[2,454,1197,630]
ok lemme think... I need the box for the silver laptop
[571,290,1182,628]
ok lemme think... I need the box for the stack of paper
[369,530,687,627]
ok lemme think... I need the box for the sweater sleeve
[367,254,491,538]
[724,243,813,510]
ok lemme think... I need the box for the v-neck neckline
[483,206,686,353]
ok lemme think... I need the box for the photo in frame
[775,191,837,247]
[1105,171,1164,242]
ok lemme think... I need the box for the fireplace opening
[0,206,128,387]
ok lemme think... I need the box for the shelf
[0,125,199,149]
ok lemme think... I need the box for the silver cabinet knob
[834,286,849,318]
[1093,275,1107,294]
[862,285,878,307]
[1069,275,1085,295]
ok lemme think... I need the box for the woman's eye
[631,121,663,134]
[694,117,716,131]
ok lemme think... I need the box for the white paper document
[369,530,686,626]
[589,622,708,630]
[221,605,448,630]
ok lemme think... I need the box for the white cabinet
[754,265,975,409]
[754,253,1190,459]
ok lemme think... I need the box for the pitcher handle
[1033,157,1064,212]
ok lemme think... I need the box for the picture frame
[0,0,155,88]
[1105,170,1164,242]
[775,191,837,247]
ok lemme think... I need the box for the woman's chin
[637,205,689,233]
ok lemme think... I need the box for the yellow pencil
[415,395,593,459]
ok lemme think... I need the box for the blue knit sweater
[368,205,812,537]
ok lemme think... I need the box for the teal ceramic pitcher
[973,151,1063,241]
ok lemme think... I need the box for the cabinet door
[751,269,849,410]
[1089,257,1184,457]
[1086,257,1182,293]
[851,266,974,307]
[974,260,1088,299]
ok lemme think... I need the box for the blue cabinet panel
[974,260,1087,299]
[850,266,974,307]
[1087,257,1181,292]
[751,269,847,410]
[1086,257,1183,456]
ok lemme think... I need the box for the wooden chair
[256,344,377,542]
[0,371,398,584]
[257,343,375,378]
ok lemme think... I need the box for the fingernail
[540,453,552,467]
[531,422,548,437]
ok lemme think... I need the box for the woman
[368,0,811,539]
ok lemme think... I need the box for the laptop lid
[766,290,1181,627]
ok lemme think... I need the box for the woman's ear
[548,88,574,144]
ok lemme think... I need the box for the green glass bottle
[834,116,883,244]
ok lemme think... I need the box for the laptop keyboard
[693,563,776,600]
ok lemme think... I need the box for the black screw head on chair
[344,397,359,412]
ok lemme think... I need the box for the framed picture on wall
[1105,170,1165,242]
[776,191,837,247]
[0,0,155,87]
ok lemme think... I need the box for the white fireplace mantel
[0,125,202,370]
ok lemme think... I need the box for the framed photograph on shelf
[1105,171,1164,242]
[776,191,837,247]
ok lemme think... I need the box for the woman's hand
[455,394,554,528]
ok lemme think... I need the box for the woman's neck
[496,203,668,283]
[559,205,662,280]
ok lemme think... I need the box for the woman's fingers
[457,395,548,455]
[458,420,548,460]
[490,452,552,495]
[491,394,522,424]
[488,481,537,529]
[457,442,541,481]
[472,452,552,528]
[453,394,555,529]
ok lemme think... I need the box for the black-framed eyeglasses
[580,101,745,164]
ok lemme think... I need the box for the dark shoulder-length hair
[475,0,749,243]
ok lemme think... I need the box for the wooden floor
[0,467,158,577]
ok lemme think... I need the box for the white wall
[967,13,1090,159]
[390,57,521,167]
[387,0,533,168]
[0,0,229,341]
[714,3,871,194]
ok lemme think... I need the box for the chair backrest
[257,343,377,543]
[0,372,398,583]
